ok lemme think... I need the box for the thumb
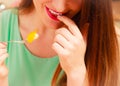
[0,64,8,78]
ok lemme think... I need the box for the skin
[112,1,120,21]
[112,1,120,85]
[10,0,21,7]
[0,43,8,86]
[53,16,88,86]
[0,0,88,85]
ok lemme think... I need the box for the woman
[0,0,119,86]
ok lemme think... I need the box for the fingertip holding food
[26,29,39,43]
[57,15,62,20]
[57,14,64,21]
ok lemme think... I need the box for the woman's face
[33,0,83,28]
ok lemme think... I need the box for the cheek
[33,0,45,7]
[69,0,83,13]
[33,0,51,4]
[33,0,51,9]
[72,0,83,11]
[71,2,83,15]
[33,0,44,11]
[70,6,82,17]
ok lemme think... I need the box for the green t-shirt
[0,9,59,86]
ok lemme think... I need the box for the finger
[0,53,8,65]
[0,43,7,49]
[57,16,82,38]
[54,34,71,49]
[56,27,75,41]
[0,49,7,56]
[0,65,8,78]
[52,42,66,55]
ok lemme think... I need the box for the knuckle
[73,38,80,46]
[61,27,67,31]
[56,27,67,33]
[54,35,58,41]
[68,44,75,50]
[62,50,70,57]
[55,34,62,41]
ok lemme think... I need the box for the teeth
[49,9,62,16]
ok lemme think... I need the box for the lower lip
[45,6,59,21]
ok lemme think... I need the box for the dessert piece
[4,29,39,43]
[8,29,39,43]
[26,29,39,43]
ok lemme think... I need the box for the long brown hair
[19,0,118,86]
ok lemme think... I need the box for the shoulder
[0,8,18,25]
[1,8,18,20]
[0,8,17,28]
[0,8,18,41]
[0,8,18,29]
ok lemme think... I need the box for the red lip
[45,6,59,21]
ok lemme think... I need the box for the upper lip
[46,6,63,16]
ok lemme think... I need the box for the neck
[19,9,58,37]
[112,1,120,21]
[18,10,58,58]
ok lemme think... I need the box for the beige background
[0,0,15,6]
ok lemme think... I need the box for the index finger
[57,16,82,37]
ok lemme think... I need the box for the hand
[52,16,87,75]
[0,42,8,86]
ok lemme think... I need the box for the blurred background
[0,0,14,6]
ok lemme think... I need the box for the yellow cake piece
[26,29,39,43]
